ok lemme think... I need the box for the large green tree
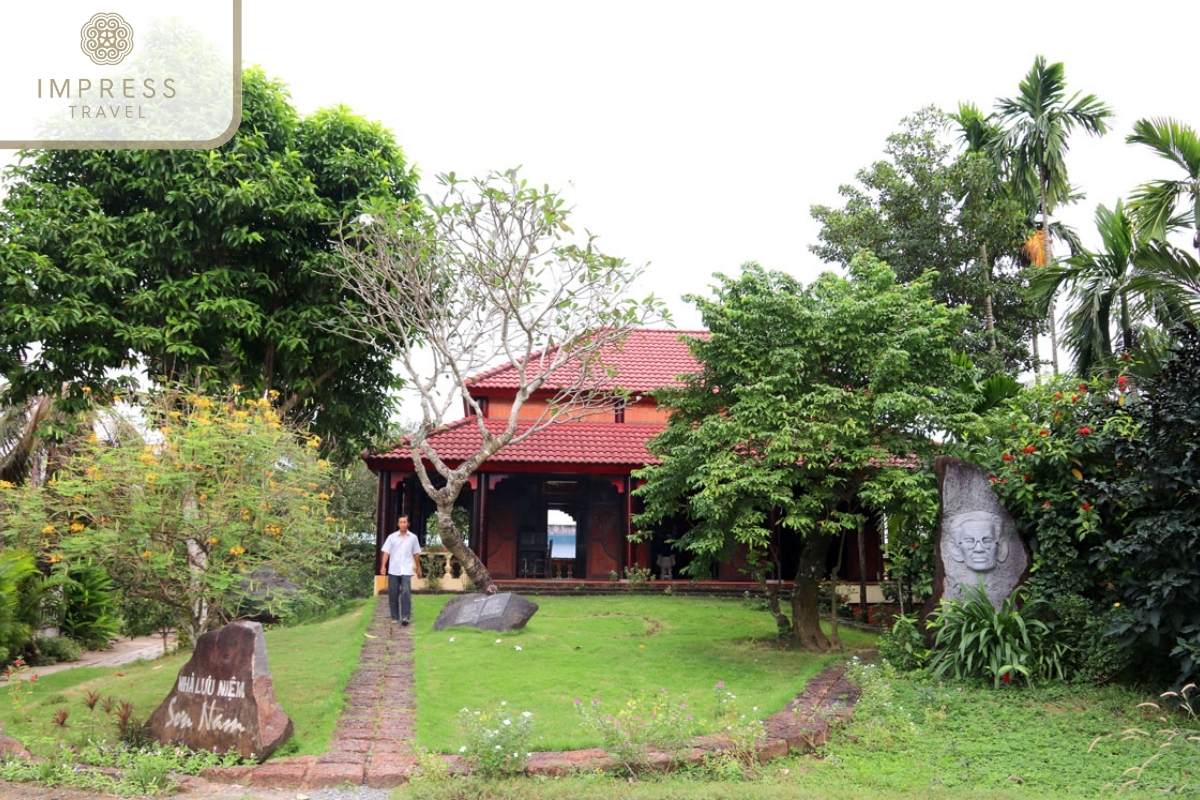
[811,107,1034,374]
[0,68,418,457]
[634,255,977,650]
[994,55,1113,374]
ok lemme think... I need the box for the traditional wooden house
[363,328,886,590]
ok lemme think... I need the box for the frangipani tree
[332,169,666,592]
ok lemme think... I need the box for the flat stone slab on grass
[433,592,538,632]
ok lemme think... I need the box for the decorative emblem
[80,12,134,66]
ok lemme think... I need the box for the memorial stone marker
[433,592,539,632]
[145,621,292,760]
[934,456,1030,610]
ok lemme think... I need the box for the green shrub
[118,594,178,639]
[576,688,696,776]
[31,634,82,665]
[926,582,1069,688]
[457,701,534,778]
[1031,593,1132,684]
[0,550,36,663]
[877,613,930,672]
[59,565,120,650]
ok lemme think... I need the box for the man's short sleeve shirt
[382,532,422,576]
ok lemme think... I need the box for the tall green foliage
[810,107,1034,373]
[970,335,1200,683]
[0,550,37,664]
[635,254,977,650]
[1104,325,1200,682]
[0,68,419,457]
[994,55,1113,373]
[0,389,343,642]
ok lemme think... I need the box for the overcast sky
[3,2,1196,341]
[231,0,1197,331]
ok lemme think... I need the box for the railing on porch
[372,550,467,595]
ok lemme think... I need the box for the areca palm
[949,102,1007,354]
[996,56,1113,374]
[1033,199,1195,376]
[1127,117,1200,252]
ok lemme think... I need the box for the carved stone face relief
[947,511,1010,573]
[933,457,1030,611]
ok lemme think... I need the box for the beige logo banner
[0,0,241,148]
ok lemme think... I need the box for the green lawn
[6,594,1189,800]
[410,593,876,752]
[1,599,373,757]
[399,659,1198,800]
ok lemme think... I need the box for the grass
[7,594,1193,799]
[411,593,877,752]
[1,598,374,757]
[398,660,1200,799]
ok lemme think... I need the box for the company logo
[80,12,134,66]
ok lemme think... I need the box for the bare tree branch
[325,169,666,591]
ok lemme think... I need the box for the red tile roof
[367,417,666,470]
[467,329,706,394]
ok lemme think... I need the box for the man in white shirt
[380,515,423,625]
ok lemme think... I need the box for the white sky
[3,1,1196,364]
[235,0,1197,332]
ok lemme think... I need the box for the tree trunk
[434,500,496,593]
[185,536,209,641]
[1120,292,1134,354]
[828,530,846,650]
[792,532,833,651]
[752,566,791,633]
[980,242,997,352]
[1041,176,1059,374]
[857,518,868,623]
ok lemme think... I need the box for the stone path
[195,597,862,790]
[202,600,420,790]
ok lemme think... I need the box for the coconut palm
[1127,117,1200,252]
[995,56,1113,374]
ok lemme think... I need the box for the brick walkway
[201,600,861,790]
[203,599,420,789]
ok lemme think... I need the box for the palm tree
[0,395,54,485]
[1033,199,1196,375]
[1127,117,1200,252]
[949,102,1007,354]
[995,56,1113,374]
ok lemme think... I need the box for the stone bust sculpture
[946,510,1009,573]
